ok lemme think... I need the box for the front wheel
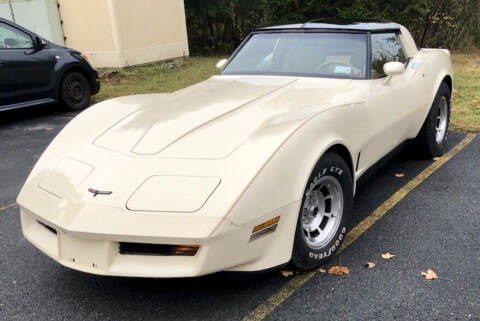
[416,82,451,157]
[60,72,91,111]
[291,152,353,270]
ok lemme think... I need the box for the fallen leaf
[395,173,405,178]
[318,267,327,273]
[281,270,294,277]
[45,127,54,131]
[381,252,396,259]
[328,266,350,275]
[364,262,376,268]
[421,269,438,280]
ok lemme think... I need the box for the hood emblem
[88,188,112,197]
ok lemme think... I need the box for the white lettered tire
[291,152,353,270]
[417,82,451,157]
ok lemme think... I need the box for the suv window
[371,33,407,79]
[0,22,34,49]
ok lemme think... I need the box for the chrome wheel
[301,176,343,249]
[435,96,448,144]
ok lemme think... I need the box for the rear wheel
[416,82,451,157]
[291,152,353,270]
[60,72,91,111]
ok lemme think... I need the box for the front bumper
[22,209,223,277]
[18,184,298,277]
[91,70,101,95]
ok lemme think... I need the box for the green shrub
[184,0,480,54]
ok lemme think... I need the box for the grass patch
[451,54,480,132]
[94,54,480,133]
[94,56,222,103]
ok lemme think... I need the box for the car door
[358,32,417,171]
[0,21,55,107]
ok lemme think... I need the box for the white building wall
[1,0,190,68]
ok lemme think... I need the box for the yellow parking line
[242,133,476,321]
[0,202,17,213]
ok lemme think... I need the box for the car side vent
[37,220,57,235]
[119,242,199,256]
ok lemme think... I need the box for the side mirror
[382,62,405,85]
[35,36,46,50]
[216,58,228,70]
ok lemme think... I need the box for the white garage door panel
[0,0,64,45]
[0,2,13,21]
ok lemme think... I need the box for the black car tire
[416,82,451,157]
[60,72,91,111]
[291,152,353,270]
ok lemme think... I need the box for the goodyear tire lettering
[308,226,347,260]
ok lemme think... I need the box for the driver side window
[371,33,407,79]
[0,22,34,49]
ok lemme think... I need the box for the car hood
[93,75,358,159]
[20,75,368,220]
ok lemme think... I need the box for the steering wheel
[317,60,356,73]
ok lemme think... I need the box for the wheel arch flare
[214,113,357,271]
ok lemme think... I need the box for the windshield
[221,32,367,79]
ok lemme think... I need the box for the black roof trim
[256,18,400,32]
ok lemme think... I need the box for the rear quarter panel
[408,49,453,138]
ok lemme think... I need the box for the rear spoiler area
[420,48,451,57]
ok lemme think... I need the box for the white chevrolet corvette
[18,19,453,277]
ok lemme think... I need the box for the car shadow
[0,104,80,126]
[38,265,287,320]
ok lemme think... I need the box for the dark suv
[0,18,100,111]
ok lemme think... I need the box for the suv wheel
[61,72,91,111]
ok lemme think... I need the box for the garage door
[0,0,64,45]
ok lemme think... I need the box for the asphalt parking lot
[1,106,479,321]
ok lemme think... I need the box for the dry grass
[94,54,480,133]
